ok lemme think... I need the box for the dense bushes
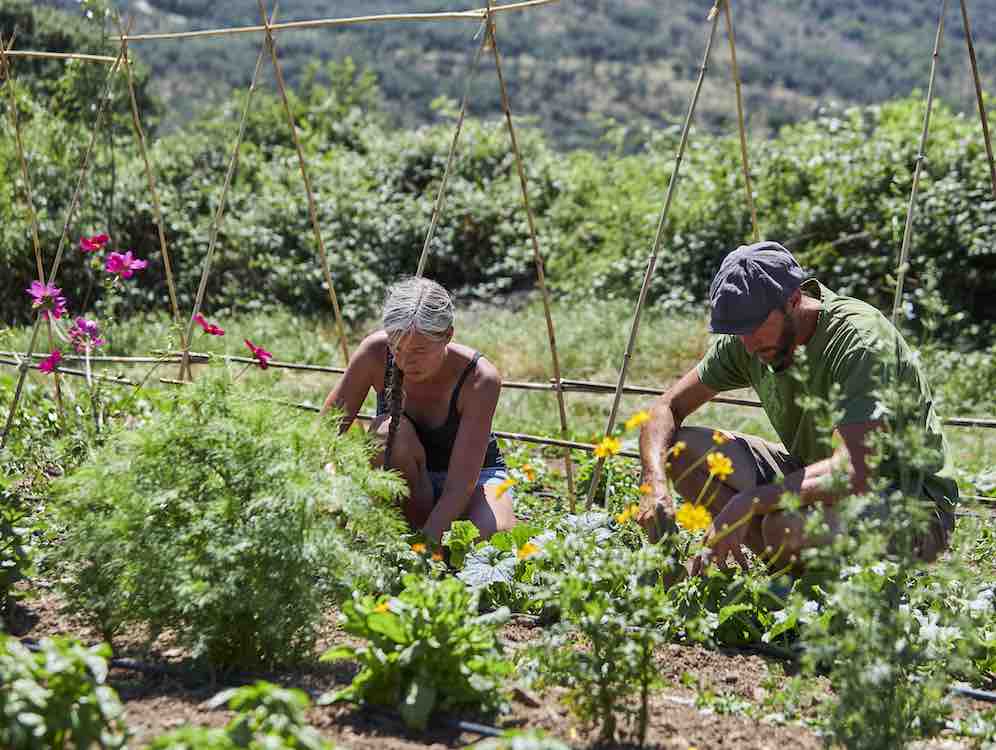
[47,373,408,669]
[2,38,994,344]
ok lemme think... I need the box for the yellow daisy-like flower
[594,436,622,458]
[712,430,728,445]
[675,503,712,533]
[517,542,540,561]
[411,542,427,554]
[625,411,650,431]
[615,503,640,524]
[431,551,444,562]
[706,451,734,481]
[495,478,517,499]
[373,601,390,614]
[522,464,537,482]
[639,482,652,495]
[670,440,687,457]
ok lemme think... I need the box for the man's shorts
[726,430,955,562]
[427,466,513,505]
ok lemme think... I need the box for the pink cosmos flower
[244,339,273,369]
[26,280,68,321]
[194,313,225,337]
[67,317,105,354]
[105,250,148,279]
[38,350,62,374]
[80,234,110,253]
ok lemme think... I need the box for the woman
[321,277,516,543]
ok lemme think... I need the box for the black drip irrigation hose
[16,637,507,739]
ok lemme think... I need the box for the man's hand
[637,485,678,543]
[690,494,754,575]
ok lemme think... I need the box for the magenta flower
[105,250,148,279]
[244,339,273,369]
[38,350,62,374]
[80,234,110,253]
[194,313,225,337]
[26,280,68,321]
[68,317,105,354]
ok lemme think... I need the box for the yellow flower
[639,482,652,495]
[706,451,734,481]
[517,542,540,561]
[373,601,390,614]
[670,440,687,457]
[625,411,650,431]
[712,430,728,445]
[411,542,427,554]
[594,436,622,458]
[615,503,640,524]
[495,478,517,499]
[431,551,444,562]
[675,503,712,533]
[522,464,537,482]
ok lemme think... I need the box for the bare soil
[5,582,987,749]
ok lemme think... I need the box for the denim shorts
[427,466,512,504]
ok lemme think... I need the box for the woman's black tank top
[376,350,505,473]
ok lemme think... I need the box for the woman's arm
[319,332,384,434]
[422,358,501,542]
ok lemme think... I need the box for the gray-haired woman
[321,277,516,543]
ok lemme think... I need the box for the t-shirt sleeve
[831,337,893,426]
[696,335,751,393]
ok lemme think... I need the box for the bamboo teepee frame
[2,0,995,508]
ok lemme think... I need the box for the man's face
[739,306,796,372]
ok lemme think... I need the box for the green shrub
[148,681,332,750]
[321,572,513,730]
[48,373,407,669]
[0,634,128,750]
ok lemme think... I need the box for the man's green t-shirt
[696,280,958,509]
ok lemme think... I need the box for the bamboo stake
[584,3,723,510]
[0,358,138,387]
[1,44,124,448]
[117,1,560,43]
[2,50,118,64]
[959,0,996,201]
[256,0,351,365]
[891,0,949,325]
[486,1,576,508]
[0,37,65,420]
[115,15,186,377]
[180,6,277,382]
[723,0,760,242]
[415,25,490,277]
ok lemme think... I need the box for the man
[638,241,957,571]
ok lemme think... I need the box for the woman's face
[392,329,450,382]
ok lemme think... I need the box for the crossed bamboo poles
[3,1,996,522]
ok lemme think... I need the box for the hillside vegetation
[24,0,996,148]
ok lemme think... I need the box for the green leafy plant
[47,374,407,668]
[148,681,332,749]
[0,487,32,621]
[320,572,513,730]
[529,533,679,745]
[0,634,128,750]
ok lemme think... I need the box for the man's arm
[421,361,501,543]
[733,420,880,516]
[638,368,717,540]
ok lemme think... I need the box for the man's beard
[770,314,796,373]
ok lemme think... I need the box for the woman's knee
[370,414,425,465]
[468,487,517,540]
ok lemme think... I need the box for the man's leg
[668,426,807,566]
[369,414,435,528]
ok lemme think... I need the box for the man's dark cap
[708,241,806,335]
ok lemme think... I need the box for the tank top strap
[447,352,482,419]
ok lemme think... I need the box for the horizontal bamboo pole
[0,357,138,386]
[119,0,559,43]
[1,50,120,64]
[2,355,994,428]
